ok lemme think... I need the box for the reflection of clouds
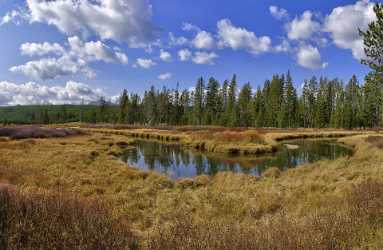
[121,139,351,180]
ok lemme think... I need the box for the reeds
[0,184,138,250]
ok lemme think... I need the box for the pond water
[120,139,353,180]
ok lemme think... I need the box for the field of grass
[74,125,370,155]
[0,126,383,249]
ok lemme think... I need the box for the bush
[0,185,138,250]
[0,126,83,139]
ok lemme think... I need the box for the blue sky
[0,0,377,105]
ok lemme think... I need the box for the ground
[1,126,383,249]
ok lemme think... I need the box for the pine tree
[225,75,238,127]
[204,77,220,125]
[193,77,205,125]
[360,3,383,74]
[254,87,265,127]
[237,83,253,127]
[119,89,129,123]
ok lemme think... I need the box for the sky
[0,0,378,105]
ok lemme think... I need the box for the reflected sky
[121,139,353,180]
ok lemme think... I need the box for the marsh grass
[148,181,383,250]
[0,184,138,250]
[0,130,382,248]
[0,126,83,139]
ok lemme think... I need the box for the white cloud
[169,32,189,47]
[324,0,376,60]
[192,51,218,65]
[193,30,215,49]
[158,72,172,80]
[12,37,128,80]
[0,10,26,25]
[275,39,291,53]
[182,22,200,32]
[25,0,159,48]
[67,36,128,64]
[178,49,192,61]
[20,42,64,56]
[159,49,172,62]
[135,58,156,69]
[10,57,94,80]
[217,19,271,55]
[0,80,104,106]
[286,11,320,40]
[297,45,327,69]
[269,6,289,20]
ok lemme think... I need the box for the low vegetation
[0,126,83,139]
[0,184,138,250]
[0,126,382,248]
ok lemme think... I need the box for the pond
[120,139,353,180]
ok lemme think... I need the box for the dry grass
[366,136,383,149]
[0,184,138,250]
[148,181,383,250]
[0,128,382,248]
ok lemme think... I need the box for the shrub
[0,185,138,250]
[0,126,83,139]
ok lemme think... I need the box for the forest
[1,71,382,129]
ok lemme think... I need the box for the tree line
[1,3,382,129]
[109,71,380,129]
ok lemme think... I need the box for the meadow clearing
[0,126,383,249]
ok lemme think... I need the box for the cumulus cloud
[25,0,159,48]
[297,45,327,69]
[286,11,320,40]
[0,10,27,25]
[178,49,192,61]
[192,51,218,65]
[135,58,156,69]
[10,57,94,80]
[324,0,376,60]
[169,32,189,47]
[20,42,64,56]
[193,30,215,49]
[269,6,289,20]
[11,36,128,80]
[182,22,200,32]
[67,36,128,64]
[217,19,271,55]
[275,39,291,53]
[0,80,104,106]
[158,72,172,80]
[159,49,172,62]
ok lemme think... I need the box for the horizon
[0,0,377,106]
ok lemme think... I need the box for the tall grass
[147,181,383,250]
[0,184,138,250]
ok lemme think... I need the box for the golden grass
[0,127,383,248]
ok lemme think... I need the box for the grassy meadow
[0,126,383,249]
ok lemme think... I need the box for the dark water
[120,139,353,180]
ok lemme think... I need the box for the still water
[121,139,353,180]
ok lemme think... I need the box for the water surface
[121,139,353,180]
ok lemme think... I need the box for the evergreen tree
[193,77,205,125]
[237,83,253,127]
[226,74,238,127]
[119,89,129,123]
[204,77,220,124]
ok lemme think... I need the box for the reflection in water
[120,139,353,180]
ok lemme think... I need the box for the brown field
[0,125,383,249]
